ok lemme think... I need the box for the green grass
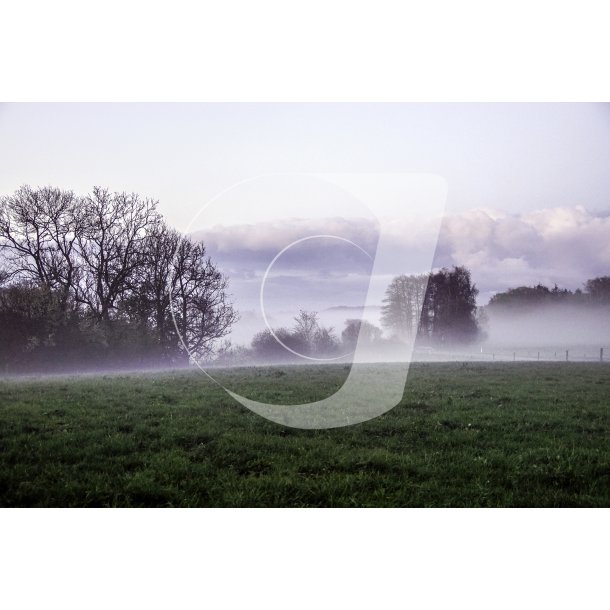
[0,362,608,507]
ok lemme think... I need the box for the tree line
[214,267,610,365]
[2,184,608,371]
[0,186,236,372]
[213,267,482,365]
[213,311,387,366]
[486,279,610,310]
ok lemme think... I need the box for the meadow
[0,362,608,507]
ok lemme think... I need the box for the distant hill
[323,305,382,312]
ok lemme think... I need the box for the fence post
[601,347,604,363]
[537,351,540,361]
[566,350,569,362]
[513,352,516,362]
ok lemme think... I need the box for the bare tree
[313,326,340,356]
[0,186,83,307]
[136,220,181,355]
[381,274,428,339]
[170,237,238,360]
[0,184,239,369]
[75,187,159,321]
[292,310,320,354]
[290,310,340,357]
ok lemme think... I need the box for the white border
[0,509,607,610]
[1,1,608,608]
[1,0,610,100]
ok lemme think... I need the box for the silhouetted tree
[74,187,159,321]
[313,326,340,357]
[381,266,480,345]
[250,311,340,361]
[380,274,428,340]
[426,266,479,344]
[292,310,340,357]
[292,310,320,354]
[169,237,238,361]
[0,186,83,309]
[251,328,308,362]
[488,284,556,309]
[0,283,80,370]
[585,276,610,305]
[341,318,382,348]
[0,185,237,371]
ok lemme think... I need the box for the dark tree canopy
[425,266,479,344]
[341,319,382,348]
[0,185,237,372]
[584,276,610,305]
[381,266,480,345]
[488,278,610,311]
[249,310,340,363]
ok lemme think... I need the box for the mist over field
[484,304,610,349]
[1,105,610,374]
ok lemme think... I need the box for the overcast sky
[1,103,609,342]
[2,104,609,221]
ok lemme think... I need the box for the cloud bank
[435,205,610,300]
[193,205,610,314]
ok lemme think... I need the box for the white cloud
[194,217,379,255]
[436,205,610,296]
[194,205,610,307]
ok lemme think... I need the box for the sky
[1,103,609,342]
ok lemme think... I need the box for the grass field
[0,362,608,507]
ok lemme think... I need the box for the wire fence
[413,346,610,363]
